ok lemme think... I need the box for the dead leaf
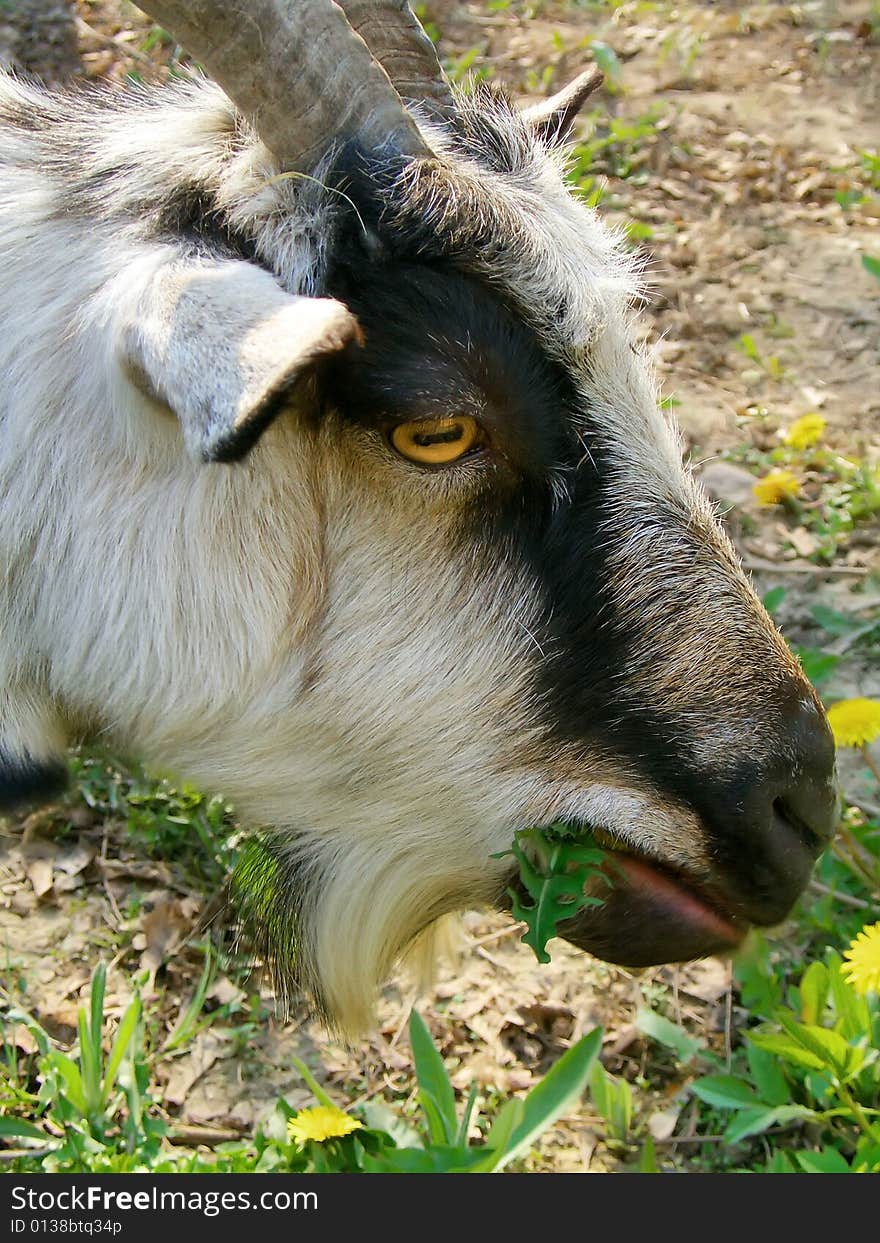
[649,1105,682,1141]
[54,841,96,878]
[787,526,818,558]
[22,852,54,898]
[162,1030,231,1107]
[681,958,730,1004]
[10,889,35,916]
[8,1024,39,1055]
[209,976,247,1008]
[516,1002,575,1041]
[138,896,193,975]
[19,838,95,899]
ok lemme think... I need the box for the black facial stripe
[479,464,814,911]
[322,260,576,481]
[470,453,742,779]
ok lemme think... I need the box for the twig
[742,557,869,577]
[659,1123,808,1147]
[861,746,880,789]
[167,1125,244,1148]
[0,1146,52,1162]
[100,824,123,929]
[467,922,526,949]
[350,1076,401,1111]
[831,840,877,890]
[475,946,514,973]
[837,820,880,880]
[828,618,880,655]
[74,16,157,68]
[808,880,879,911]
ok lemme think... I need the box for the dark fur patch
[323,257,575,480]
[153,184,258,263]
[478,465,835,920]
[444,81,542,175]
[0,747,68,812]
[204,381,302,465]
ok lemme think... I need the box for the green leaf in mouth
[493,822,611,964]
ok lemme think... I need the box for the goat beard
[227,830,476,1036]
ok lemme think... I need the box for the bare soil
[1,0,878,1172]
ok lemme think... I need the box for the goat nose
[774,693,839,846]
[707,694,838,926]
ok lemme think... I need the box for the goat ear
[123,259,361,463]
[521,67,604,146]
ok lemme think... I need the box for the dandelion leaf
[499,828,608,964]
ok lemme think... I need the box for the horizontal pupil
[413,425,463,447]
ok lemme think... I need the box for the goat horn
[520,67,604,142]
[338,1,453,115]
[136,1,434,170]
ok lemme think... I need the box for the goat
[0,1,838,1033]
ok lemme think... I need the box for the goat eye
[390,416,482,466]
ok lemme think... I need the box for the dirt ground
[1,1,878,1172]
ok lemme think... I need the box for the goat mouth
[507,826,748,968]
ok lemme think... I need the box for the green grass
[1,974,603,1173]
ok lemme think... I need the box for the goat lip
[550,849,748,968]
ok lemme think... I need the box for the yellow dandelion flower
[784,413,826,451]
[752,469,801,506]
[841,921,880,996]
[826,698,880,749]
[287,1105,362,1145]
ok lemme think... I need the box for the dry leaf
[8,1023,39,1055]
[22,852,54,898]
[20,839,94,899]
[138,896,193,975]
[209,976,247,1008]
[787,527,818,558]
[54,841,96,878]
[681,958,730,1003]
[648,1105,682,1141]
[162,1030,231,1107]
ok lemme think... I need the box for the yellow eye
[390,416,481,466]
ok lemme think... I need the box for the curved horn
[339,1,453,114]
[521,67,604,144]
[136,1,434,170]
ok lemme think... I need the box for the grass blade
[409,1010,458,1145]
[45,1052,87,1117]
[162,948,214,1052]
[493,1027,602,1170]
[481,1096,525,1162]
[101,994,141,1107]
[456,1083,480,1148]
[291,1056,336,1110]
[0,1117,47,1141]
[77,1007,100,1117]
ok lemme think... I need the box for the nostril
[773,795,827,853]
[774,692,839,846]
[772,759,840,850]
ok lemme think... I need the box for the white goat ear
[521,67,604,146]
[122,259,361,462]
